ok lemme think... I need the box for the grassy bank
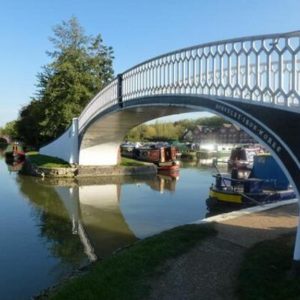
[49,224,216,300]
[26,152,71,168]
[119,157,148,167]
[26,154,146,168]
[237,234,300,300]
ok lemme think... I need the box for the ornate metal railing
[79,31,300,130]
[79,79,118,129]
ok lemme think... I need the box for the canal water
[0,156,224,300]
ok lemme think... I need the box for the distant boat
[4,143,25,163]
[207,154,296,207]
[134,145,180,173]
[120,142,139,158]
[227,145,265,171]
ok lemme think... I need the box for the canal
[0,156,225,300]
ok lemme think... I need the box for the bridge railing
[78,79,118,131]
[122,31,300,108]
[79,31,300,129]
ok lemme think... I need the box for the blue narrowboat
[207,154,296,207]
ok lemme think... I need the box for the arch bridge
[41,31,300,261]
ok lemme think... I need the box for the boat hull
[5,151,25,163]
[157,161,180,172]
[208,187,296,208]
[209,189,242,204]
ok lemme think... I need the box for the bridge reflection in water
[17,170,209,261]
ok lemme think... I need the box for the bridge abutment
[40,118,79,164]
[79,143,120,165]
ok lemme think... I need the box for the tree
[124,116,226,142]
[1,120,18,139]
[16,100,46,146]
[195,116,224,128]
[17,17,114,147]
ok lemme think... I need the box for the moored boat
[156,146,180,173]
[207,154,296,207]
[157,160,180,172]
[133,145,180,173]
[4,143,25,163]
[227,145,264,171]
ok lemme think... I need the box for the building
[182,123,255,145]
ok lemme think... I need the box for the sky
[0,0,300,127]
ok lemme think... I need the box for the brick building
[182,123,255,145]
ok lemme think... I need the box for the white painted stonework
[79,143,120,166]
[40,118,79,164]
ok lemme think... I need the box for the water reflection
[148,173,179,193]
[1,157,219,299]
[0,143,25,173]
[6,160,24,172]
[17,174,183,260]
[16,176,88,266]
[0,143,7,160]
[14,162,224,259]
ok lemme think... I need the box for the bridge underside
[79,95,300,200]
[79,105,194,165]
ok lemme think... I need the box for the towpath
[147,200,299,300]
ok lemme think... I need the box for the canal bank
[21,153,157,178]
[0,155,215,300]
[148,200,299,300]
[42,200,299,300]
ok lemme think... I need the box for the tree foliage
[16,17,114,147]
[195,116,225,128]
[0,120,18,139]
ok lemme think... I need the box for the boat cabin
[135,146,177,163]
[228,145,263,170]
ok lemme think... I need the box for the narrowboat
[4,143,25,163]
[157,160,180,172]
[207,154,296,207]
[135,145,180,172]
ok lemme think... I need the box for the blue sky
[0,0,300,126]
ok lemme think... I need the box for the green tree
[125,116,226,142]
[1,120,18,139]
[17,17,114,147]
[16,100,46,146]
[195,116,224,128]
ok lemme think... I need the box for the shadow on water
[16,175,88,266]
[15,162,239,260]
[16,167,236,258]
[15,174,181,260]
[0,142,8,156]
[0,155,241,299]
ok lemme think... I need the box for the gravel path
[147,203,298,300]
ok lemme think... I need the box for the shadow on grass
[237,233,300,300]
[26,152,70,168]
[49,224,217,300]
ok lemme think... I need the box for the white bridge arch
[40,30,300,264]
[41,30,300,165]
